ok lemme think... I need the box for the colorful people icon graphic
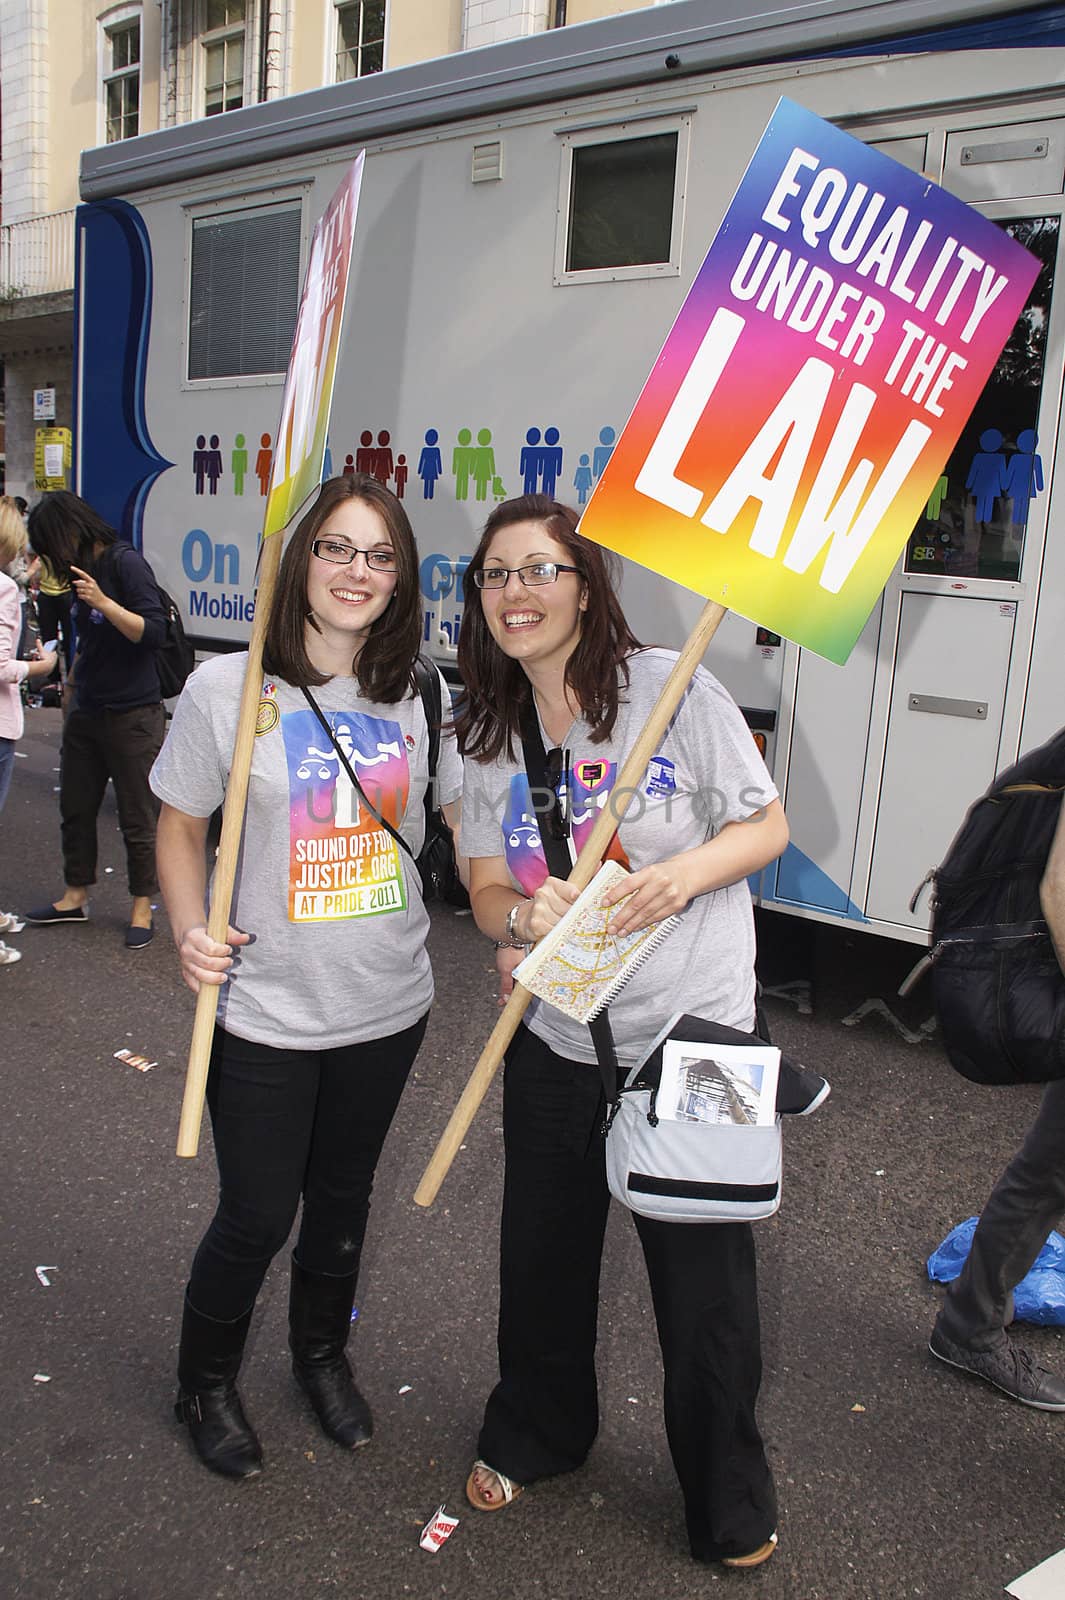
[206,435,224,496]
[574,453,594,506]
[471,429,496,501]
[256,433,273,496]
[193,435,208,495]
[520,428,542,495]
[966,428,1007,522]
[924,474,948,520]
[418,429,443,500]
[394,454,408,499]
[518,427,564,495]
[453,428,474,501]
[343,454,356,476]
[540,427,563,497]
[356,430,375,474]
[232,433,248,496]
[593,426,616,480]
[1004,428,1044,515]
[373,430,394,487]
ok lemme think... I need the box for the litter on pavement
[419,1505,459,1553]
[113,1048,158,1072]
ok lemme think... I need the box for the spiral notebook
[513,860,679,1023]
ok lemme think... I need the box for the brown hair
[0,497,27,567]
[455,494,642,763]
[264,474,422,700]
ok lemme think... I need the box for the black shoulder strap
[412,655,441,781]
[518,698,619,1111]
[300,686,416,863]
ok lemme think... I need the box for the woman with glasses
[151,474,463,1479]
[456,494,788,1570]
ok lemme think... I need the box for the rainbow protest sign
[579,99,1040,664]
[264,154,365,538]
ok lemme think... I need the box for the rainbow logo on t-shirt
[282,707,409,922]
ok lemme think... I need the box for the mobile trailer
[75,0,1065,943]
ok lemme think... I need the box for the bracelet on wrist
[504,899,527,945]
[494,938,530,951]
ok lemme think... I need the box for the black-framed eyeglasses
[544,745,571,841]
[311,538,397,570]
[473,561,582,590]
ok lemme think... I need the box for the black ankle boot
[288,1257,373,1449]
[174,1293,263,1479]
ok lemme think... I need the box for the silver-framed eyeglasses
[311,538,397,570]
[473,561,582,589]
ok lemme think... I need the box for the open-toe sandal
[465,1458,523,1512]
[722,1532,778,1569]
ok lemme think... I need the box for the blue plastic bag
[927,1217,1065,1326]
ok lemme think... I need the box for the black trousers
[59,703,165,896]
[478,1025,777,1565]
[36,590,74,674]
[188,1016,428,1322]
[936,1077,1065,1350]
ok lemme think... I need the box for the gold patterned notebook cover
[514,860,679,1023]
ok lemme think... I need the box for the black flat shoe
[25,903,89,925]
[125,922,154,949]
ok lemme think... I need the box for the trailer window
[188,202,301,381]
[904,215,1057,583]
[555,118,688,285]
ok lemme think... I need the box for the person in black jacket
[24,491,166,949]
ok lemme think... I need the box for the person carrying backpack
[22,491,167,949]
[928,745,1065,1409]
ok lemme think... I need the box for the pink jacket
[0,570,28,741]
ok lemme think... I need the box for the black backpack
[916,728,1065,1085]
[153,583,196,700]
[105,544,195,700]
[412,657,468,908]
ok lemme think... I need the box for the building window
[103,11,141,143]
[554,116,690,286]
[335,1,386,82]
[187,200,302,381]
[203,0,247,117]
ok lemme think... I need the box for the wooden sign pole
[413,598,728,1207]
[175,533,284,1158]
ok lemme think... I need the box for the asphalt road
[2,706,1063,1600]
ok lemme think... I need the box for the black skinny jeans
[188,1016,428,1322]
[478,1024,777,1565]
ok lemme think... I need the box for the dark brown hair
[455,494,642,762]
[27,490,117,578]
[264,474,422,700]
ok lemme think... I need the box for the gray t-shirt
[461,648,779,1067]
[150,652,463,1051]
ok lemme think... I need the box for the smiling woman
[453,493,789,1571]
[148,472,464,1482]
